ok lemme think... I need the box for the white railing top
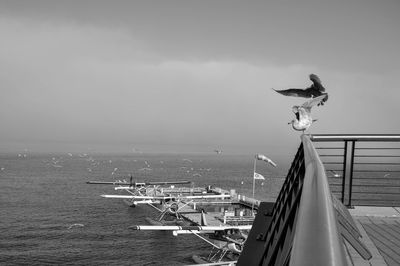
[310,134,400,142]
[290,135,348,266]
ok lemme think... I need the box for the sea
[0,152,287,265]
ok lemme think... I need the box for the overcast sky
[0,0,399,155]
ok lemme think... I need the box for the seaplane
[129,211,252,264]
[102,192,233,226]
[87,175,195,205]
[87,176,234,225]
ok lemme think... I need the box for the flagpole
[252,156,256,216]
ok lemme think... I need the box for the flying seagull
[273,74,328,105]
[288,95,326,132]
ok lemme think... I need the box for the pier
[177,193,258,227]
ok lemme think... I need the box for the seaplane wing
[129,225,252,234]
[87,180,191,186]
[87,181,129,185]
[101,194,231,200]
[130,224,250,256]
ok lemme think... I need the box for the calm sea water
[0,153,285,265]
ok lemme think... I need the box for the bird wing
[273,88,312,98]
[301,95,327,109]
[309,74,325,92]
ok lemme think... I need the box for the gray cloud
[0,1,399,155]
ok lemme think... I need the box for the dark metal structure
[238,142,305,265]
[237,135,372,266]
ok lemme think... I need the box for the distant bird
[111,168,118,175]
[214,149,222,154]
[138,167,152,171]
[288,95,326,132]
[67,223,84,230]
[255,154,277,167]
[273,74,328,105]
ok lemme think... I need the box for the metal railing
[310,134,400,207]
[237,141,305,265]
[290,135,347,266]
[238,135,350,265]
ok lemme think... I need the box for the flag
[255,154,277,167]
[253,172,265,180]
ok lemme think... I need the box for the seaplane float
[129,222,251,264]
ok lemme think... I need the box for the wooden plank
[368,219,400,249]
[362,223,400,264]
[363,222,400,252]
[378,223,400,241]
[339,225,372,260]
[352,219,388,266]
[380,254,400,266]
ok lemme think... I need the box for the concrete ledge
[349,206,400,217]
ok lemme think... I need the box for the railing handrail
[310,134,400,142]
[290,135,347,266]
[310,133,400,206]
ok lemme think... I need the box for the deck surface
[178,204,225,226]
[350,207,400,266]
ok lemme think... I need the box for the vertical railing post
[341,141,348,203]
[348,141,356,207]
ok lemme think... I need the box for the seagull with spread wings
[273,74,328,105]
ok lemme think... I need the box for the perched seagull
[273,74,328,105]
[288,95,326,132]
[256,154,277,167]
